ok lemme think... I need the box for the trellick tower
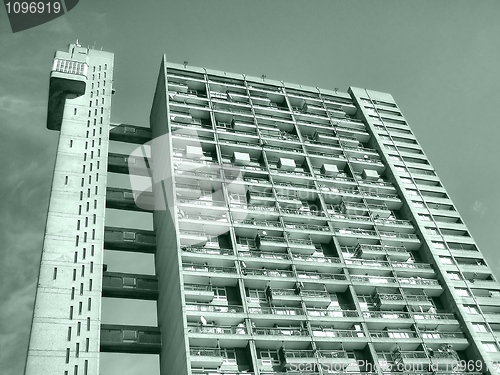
[25,43,500,375]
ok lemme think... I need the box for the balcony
[373,293,407,310]
[186,303,244,315]
[278,348,316,370]
[362,311,413,324]
[374,218,414,232]
[102,271,158,300]
[285,222,331,234]
[189,347,225,368]
[100,324,161,354]
[104,227,156,253]
[182,263,237,276]
[307,307,359,322]
[287,238,317,254]
[392,350,429,367]
[243,268,294,280]
[184,284,215,302]
[247,191,276,205]
[317,349,357,368]
[348,155,385,173]
[253,326,309,338]
[255,235,287,251]
[237,249,290,262]
[181,246,233,257]
[292,253,342,265]
[47,57,88,130]
[179,230,211,246]
[276,194,303,208]
[353,244,411,262]
[175,183,203,199]
[170,111,193,123]
[187,323,248,335]
[247,305,305,318]
[278,348,355,370]
[312,327,364,339]
[412,312,459,327]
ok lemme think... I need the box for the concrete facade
[25,44,500,375]
[25,44,113,375]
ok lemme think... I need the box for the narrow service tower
[25,43,114,375]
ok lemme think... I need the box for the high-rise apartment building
[25,43,500,375]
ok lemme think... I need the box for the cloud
[472,200,487,215]
[0,95,45,116]
[0,282,36,375]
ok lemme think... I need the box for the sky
[0,1,499,374]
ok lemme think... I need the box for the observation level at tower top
[46,42,111,131]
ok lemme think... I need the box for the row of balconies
[181,248,437,284]
[181,264,440,294]
[98,323,472,373]
[186,301,461,324]
[103,224,423,270]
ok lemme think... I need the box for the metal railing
[186,303,244,313]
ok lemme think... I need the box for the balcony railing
[182,263,237,274]
[354,244,409,254]
[253,327,308,336]
[292,254,341,264]
[284,223,331,232]
[238,250,290,261]
[186,303,244,313]
[178,198,227,207]
[363,311,411,319]
[234,219,282,228]
[307,308,359,318]
[297,271,347,281]
[351,275,397,284]
[379,231,419,240]
[312,328,364,338]
[412,312,456,320]
[181,246,233,256]
[248,306,305,316]
[370,330,417,338]
[398,277,440,286]
[243,268,294,278]
[187,324,247,335]
[281,208,326,217]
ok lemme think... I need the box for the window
[456,288,469,297]
[53,267,58,279]
[440,257,452,264]
[213,287,227,300]
[474,324,488,333]
[448,272,461,280]
[388,330,410,339]
[483,342,499,352]
[433,241,445,249]
[464,305,479,314]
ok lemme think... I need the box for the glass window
[483,342,498,352]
